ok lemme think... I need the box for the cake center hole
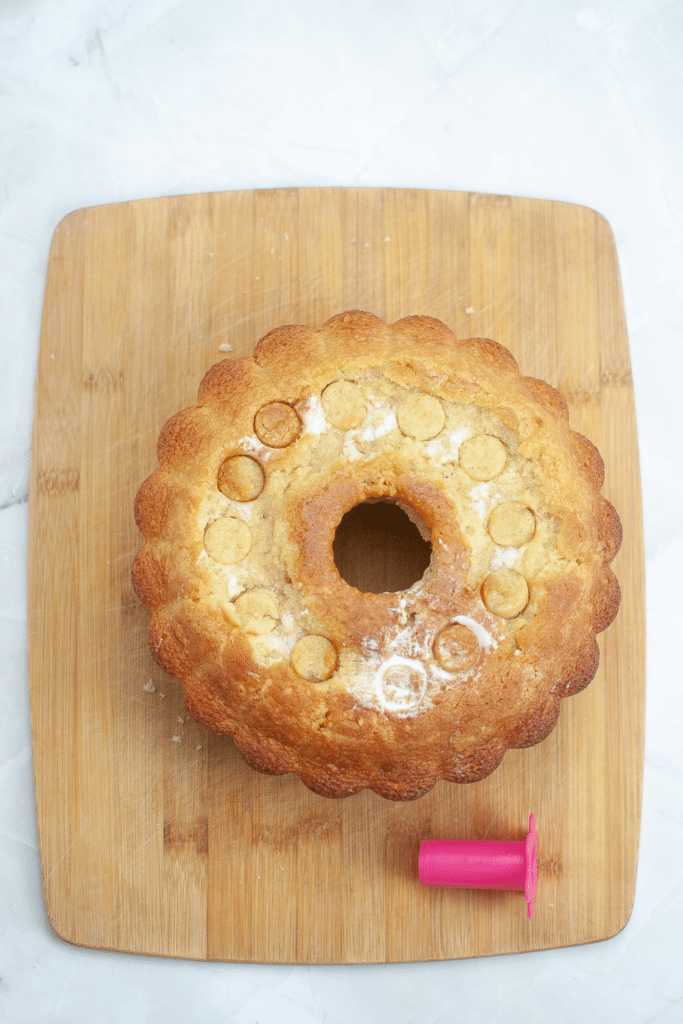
[332,499,433,594]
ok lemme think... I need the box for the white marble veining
[2,0,682,1020]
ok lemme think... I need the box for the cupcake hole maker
[419,813,538,919]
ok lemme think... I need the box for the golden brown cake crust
[132,311,622,800]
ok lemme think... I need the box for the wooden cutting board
[28,188,645,962]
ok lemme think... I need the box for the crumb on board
[143,679,156,692]
[218,342,233,353]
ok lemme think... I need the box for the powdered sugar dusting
[343,402,397,461]
[346,596,497,716]
[489,546,522,571]
[360,404,397,441]
[251,630,298,667]
[452,615,498,652]
[216,568,244,599]
[238,434,272,458]
[425,426,469,463]
[373,655,428,714]
[469,482,502,521]
[300,394,329,436]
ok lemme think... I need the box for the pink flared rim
[524,813,539,919]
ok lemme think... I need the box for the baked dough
[132,311,622,800]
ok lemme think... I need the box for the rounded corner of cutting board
[48,205,91,245]
[43,902,92,953]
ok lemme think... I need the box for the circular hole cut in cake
[291,634,339,681]
[254,401,302,447]
[218,454,265,501]
[396,392,445,440]
[332,498,433,594]
[433,622,481,672]
[459,433,507,481]
[487,500,536,547]
[375,657,428,713]
[204,516,252,564]
[481,568,529,618]
[321,380,367,429]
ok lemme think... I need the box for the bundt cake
[132,311,621,800]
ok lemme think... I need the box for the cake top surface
[132,311,621,799]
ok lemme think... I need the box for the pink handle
[419,814,538,919]
[419,839,527,889]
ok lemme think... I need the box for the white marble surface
[1,0,682,1020]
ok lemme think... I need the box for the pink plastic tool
[419,813,538,919]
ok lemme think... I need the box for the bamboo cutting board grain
[28,188,645,962]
